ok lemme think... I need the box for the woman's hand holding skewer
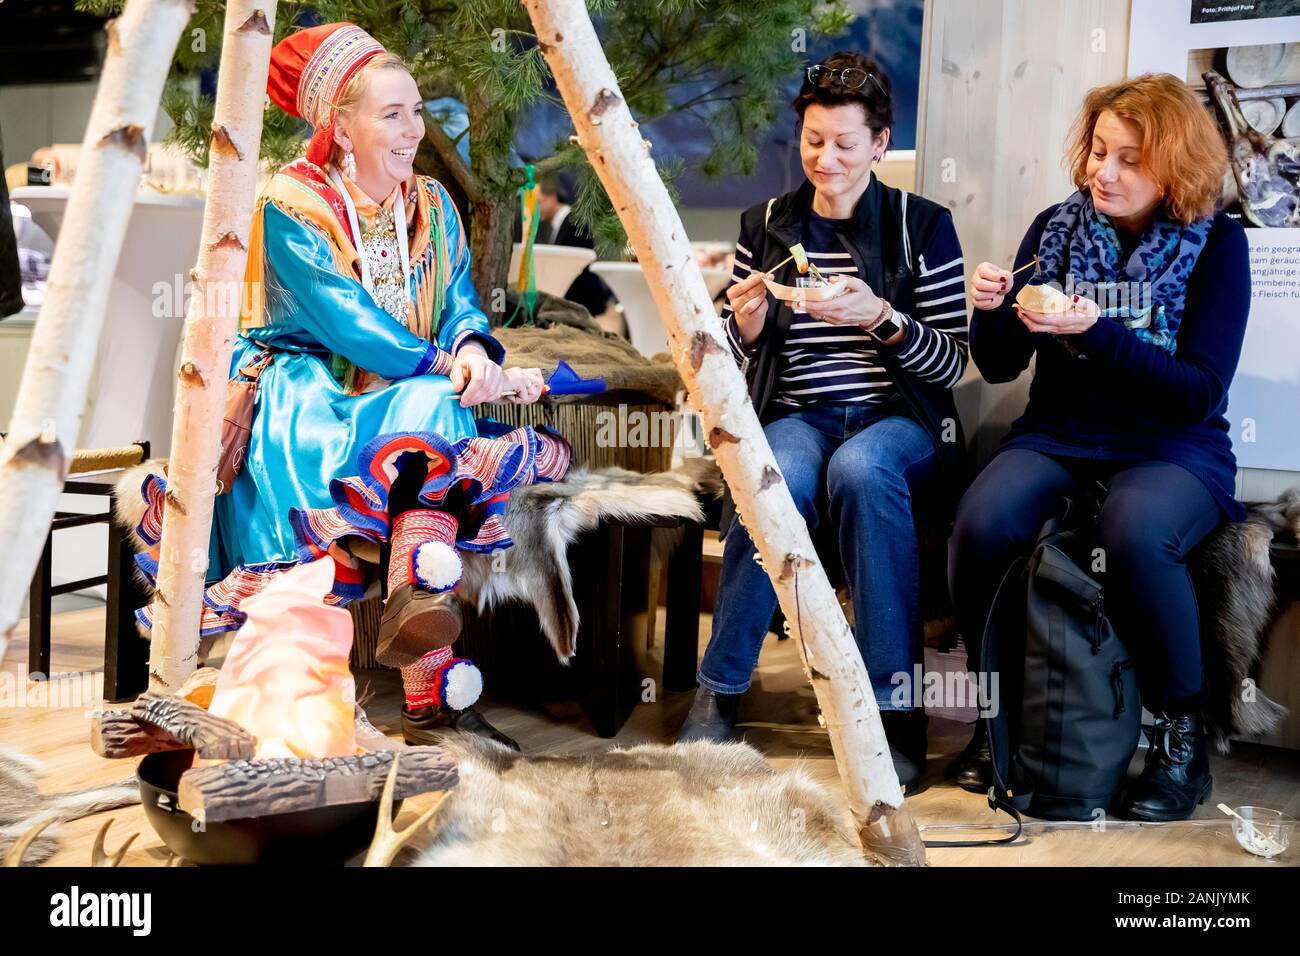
[499,366,547,404]
[727,271,771,347]
[970,261,1013,311]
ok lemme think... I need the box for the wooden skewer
[1010,255,1040,278]
[767,253,827,282]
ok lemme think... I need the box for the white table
[589,261,730,357]
[507,242,597,298]
[11,187,205,457]
[7,188,203,599]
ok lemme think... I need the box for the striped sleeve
[886,214,969,388]
[721,237,760,370]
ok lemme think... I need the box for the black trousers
[949,448,1221,713]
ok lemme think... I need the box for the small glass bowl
[1230,806,1293,859]
[792,274,827,315]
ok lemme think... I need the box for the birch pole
[0,0,193,647]
[147,2,279,692]
[523,0,925,865]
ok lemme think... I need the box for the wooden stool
[353,513,677,738]
[26,441,150,701]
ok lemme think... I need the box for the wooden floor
[4,603,1298,867]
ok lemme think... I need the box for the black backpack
[930,496,1142,846]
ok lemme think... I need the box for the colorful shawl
[1036,189,1214,353]
[240,158,459,392]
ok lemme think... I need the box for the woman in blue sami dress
[131,23,568,750]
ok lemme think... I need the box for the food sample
[790,243,810,275]
[763,275,847,303]
[1016,281,1074,314]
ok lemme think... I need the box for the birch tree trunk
[148,2,279,692]
[523,0,926,866]
[0,0,193,646]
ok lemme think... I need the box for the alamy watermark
[889,665,1001,717]
[594,402,707,455]
[152,274,262,320]
[0,670,103,714]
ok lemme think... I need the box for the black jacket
[0,123,24,319]
[718,175,970,538]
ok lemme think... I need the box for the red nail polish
[1072,294,1079,302]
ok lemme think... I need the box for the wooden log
[132,691,257,759]
[0,0,194,645]
[177,747,458,822]
[91,691,257,759]
[523,0,925,865]
[91,709,193,759]
[149,1,280,691]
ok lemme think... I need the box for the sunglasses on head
[806,63,884,95]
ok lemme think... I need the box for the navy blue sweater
[971,204,1250,522]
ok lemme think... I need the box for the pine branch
[422,113,484,203]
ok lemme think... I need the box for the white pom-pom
[413,541,463,592]
[440,660,483,710]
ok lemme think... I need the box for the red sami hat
[267,22,385,168]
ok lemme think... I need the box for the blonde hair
[329,52,414,167]
[1065,73,1227,225]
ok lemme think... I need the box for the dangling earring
[342,150,357,180]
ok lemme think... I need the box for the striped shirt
[723,209,968,405]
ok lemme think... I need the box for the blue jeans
[698,402,938,710]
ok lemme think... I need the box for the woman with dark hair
[949,73,1250,820]
[677,52,970,792]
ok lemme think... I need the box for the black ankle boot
[880,709,929,795]
[1120,712,1212,821]
[676,687,742,744]
[945,723,992,793]
[402,703,521,751]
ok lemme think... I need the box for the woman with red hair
[949,74,1250,820]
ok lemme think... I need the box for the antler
[362,754,448,867]
[91,818,138,867]
[2,815,57,867]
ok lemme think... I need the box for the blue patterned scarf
[1035,190,1213,353]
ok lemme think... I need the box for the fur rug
[411,737,866,866]
[1191,490,1299,752]
[0,747,139,866]
[113,457,723,664]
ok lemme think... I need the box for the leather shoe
[946,723,993,793]
[676,687,742,744]
[376,583,462,667]
[401,703,521,751]
[1120,712,1212,822]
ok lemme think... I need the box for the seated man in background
[532,172,615,322]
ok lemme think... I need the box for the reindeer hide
[411,737,865,866]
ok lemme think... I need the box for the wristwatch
[866,300,905,342]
